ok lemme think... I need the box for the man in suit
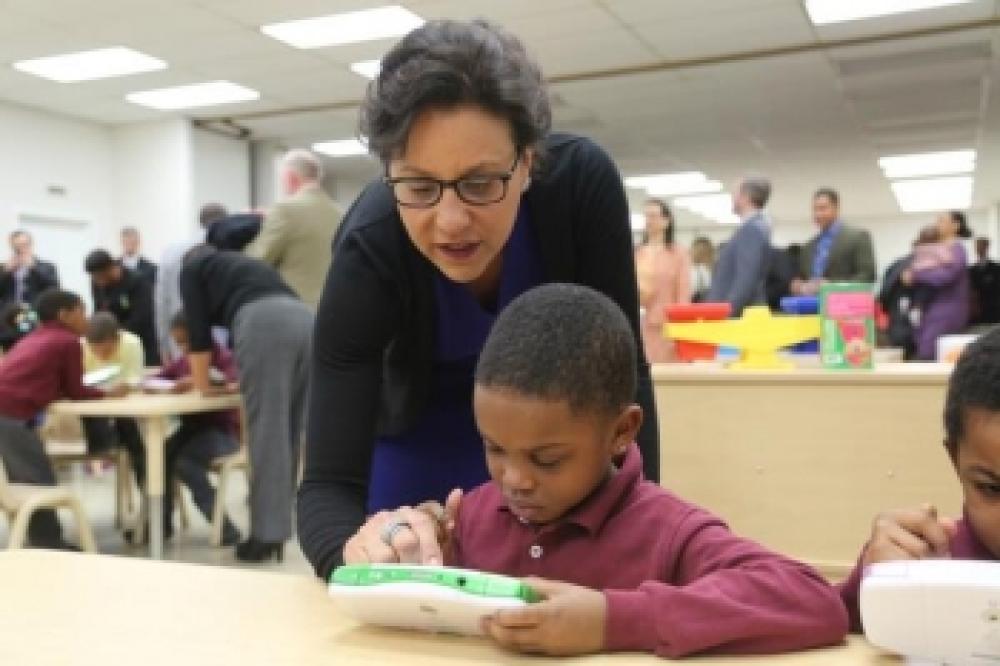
[85,249,159,366]
[0,230,59,308]
[245,149,343,309]
[791,188,876,296]
[970,237,1000,325]
[707,176,773,316]
[120,227,157,285]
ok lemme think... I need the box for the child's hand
[481,577,606,656]
[862,503,958,567]
[171,377,194,394]
[104,384,130,399]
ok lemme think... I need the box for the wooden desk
[49,392,242,559]
[653,362,960,578]
[0,551,894,665]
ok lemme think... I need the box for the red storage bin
[665,303,732,362]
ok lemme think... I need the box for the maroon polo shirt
[839,513,992,632]
[0,322,104,421]
[449,444,848,658]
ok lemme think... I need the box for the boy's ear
[612,405,643,455]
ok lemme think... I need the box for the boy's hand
[482,577,606,656]
[171,377,194,394]
[862,503,958,567]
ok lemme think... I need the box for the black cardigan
[298,133,660,579]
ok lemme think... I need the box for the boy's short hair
[944,327,1000,458]
[84,249,115,274]
[475,283,637,416]
[35,288,83,323]
[86,312,120,344]
[170,312,188,331]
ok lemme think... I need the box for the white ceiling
[1,0,999,227]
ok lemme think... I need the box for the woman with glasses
[298,19,659,579]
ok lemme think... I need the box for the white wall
[191,128,251,217]
[0,101,113,305]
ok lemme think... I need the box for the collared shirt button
[529,544,543,559]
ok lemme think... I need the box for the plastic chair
[208,448,248,547]
[40,412,135,528]
[0,458,98,551]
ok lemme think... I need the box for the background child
[372,284,848,658]
[839,327,1000,631]
[0,288,126,548]
[155,313,241,545]
[81,311,146,488]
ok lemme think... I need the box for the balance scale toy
[665,305,820,371]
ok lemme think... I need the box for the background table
[0,551,896,665]
[652,362,959,579]
[49,392,242,558]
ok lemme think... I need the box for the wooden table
[49,392,242,559]
[652,362,959,579]
[0,551,895,665]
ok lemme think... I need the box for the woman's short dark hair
[360,20,551,169]
[86,312,120,344]
[644,199,675,246]
[949,210,973,239]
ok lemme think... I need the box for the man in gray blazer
[246,150,343,309]
[707,176,773,316]
[791,188,876,296]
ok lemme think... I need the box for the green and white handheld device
[329,564,539,635]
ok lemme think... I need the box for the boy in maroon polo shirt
[0,289,125,549]
[839,327,1000,631]
[435,284,847,658]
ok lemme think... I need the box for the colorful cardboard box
[820,283,876,370]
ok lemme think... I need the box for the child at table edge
[421,284,848,658]
[838,326,1000,632]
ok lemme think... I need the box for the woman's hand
[343,489,462,566]
[901,269,914,287]
[861,503,957,568]
[482,577,606,656]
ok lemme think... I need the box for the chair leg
[210,464,230,547]
[66,496,98,553]
[8,508,31,549]
[175,480,190,531]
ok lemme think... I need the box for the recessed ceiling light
[313,139,368,157]
[624,172,723,197]
[350,59,382,80]
[13,46,166,82]
[126,81,259,110]
[878,149,976,179]
[261,5,424,49]
[890,175,973,213]
[673,193,739,225]
[805,0,974,25]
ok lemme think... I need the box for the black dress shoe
[220,523,241,547]
[235,538,283,563]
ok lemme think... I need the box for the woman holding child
[298,21,658,578]
[902,210,972,360]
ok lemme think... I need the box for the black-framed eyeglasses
[384,155,520,208]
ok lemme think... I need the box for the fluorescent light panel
[890,176,972,213]
[261,5,423,49]
[805,0,974,25]
[126,81,259,110]
[13,46,165,82]
[350,59,382,80]
[313,139,368,157]
[630,213,645,232]
[878,149,975,179]
[624,171,723,197]
[674,193,739,225]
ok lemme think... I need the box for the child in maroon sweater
[358,284,848,658]
[840,327,1000,631]
[0,289,126,548]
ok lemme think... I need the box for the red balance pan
[665,303,732,362]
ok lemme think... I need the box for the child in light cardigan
[427,284,847,658]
